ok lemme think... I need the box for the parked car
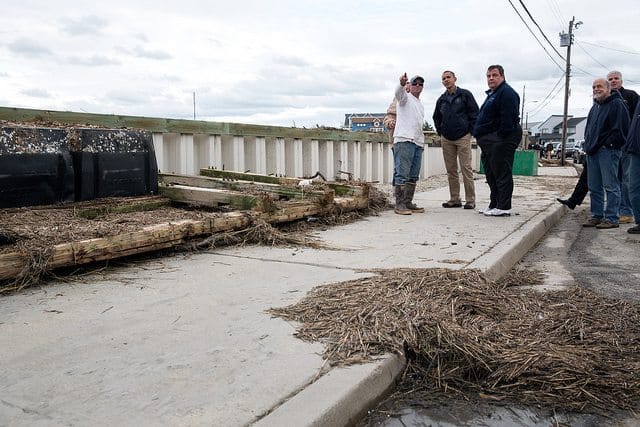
[573,141,586,164]
[555,141,580,159]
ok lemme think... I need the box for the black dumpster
[0,125,158,208]
[72,129,158,201]
[0,127,74,208]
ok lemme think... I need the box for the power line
[517,0,566,61]
[527,73,565,117]
[579,40,640,55]
[546,0,565,28]
[575,41,609,71]
[571,62,597,78]
[506,0,565,72]
[575,40,639,83]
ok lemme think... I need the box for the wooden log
[159,184,260,209]
[199,168,367,197]
[335,196,370,210]
[200,168,297,185]
[0,193,370,281]
[75,197,170,219]
[159,173,326,200]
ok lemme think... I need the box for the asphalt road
[361,206,640,427]
[562,211,640,301]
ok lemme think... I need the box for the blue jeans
[619,152,633,216]
[393,141,423,185]
[587,148,621,223]
[628,153,640,225]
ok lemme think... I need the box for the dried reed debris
[269,268,640,413]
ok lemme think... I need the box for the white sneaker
[478,207,494,215]
[484,208,511,217]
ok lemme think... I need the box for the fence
[0,107,481,183]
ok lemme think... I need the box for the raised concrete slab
[537,165,579,177]
[0,171,574,427]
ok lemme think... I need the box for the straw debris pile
[268,268,640,413]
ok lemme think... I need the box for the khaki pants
[441,133,475,204]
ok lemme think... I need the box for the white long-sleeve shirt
[392,84,425,147]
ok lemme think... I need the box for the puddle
[362,399,635,427]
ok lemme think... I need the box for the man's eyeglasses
[412,82,424,86]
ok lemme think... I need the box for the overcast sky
[1,0,639,129]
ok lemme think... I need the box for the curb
[254,203,566,427]
[254,354,405,427]
[467,204,566,281]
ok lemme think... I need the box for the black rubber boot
[394,185,411,215]
[404,182,424,213]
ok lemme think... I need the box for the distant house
[343,113,387,133]
[524,121,541,134]
[530,115,568,143]
[554,117,587,143]
[529,115,586,144]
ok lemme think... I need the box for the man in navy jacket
[582,78,630,229]
[472,65,522,217]
[433,70,479,209]
[608,70,638,224]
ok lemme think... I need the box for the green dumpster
[479,149,538,176]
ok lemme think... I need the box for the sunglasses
[412,82,424,86]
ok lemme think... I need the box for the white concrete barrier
[0,106,480,184]
[150,131,480,183]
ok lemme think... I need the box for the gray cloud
[61,14,109,36]
[21,88,51,98]
[131,46,173,60]
[134,33,149,43]
[103,89,148,106]
[4,0,639,128]
[270,55,311,68]
[7,38,52,57]
[67,55,121,66]
[114,45,173,60]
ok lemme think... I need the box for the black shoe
[463,203,475,210]
[628,225,640,234]
[442,201,462,208]
[557,198,576,210]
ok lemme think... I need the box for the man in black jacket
[472,65,522,217]
[433,71,480,209]
[608,70,638,224]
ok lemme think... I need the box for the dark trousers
[568,162,589,205]
[479,133,519,210]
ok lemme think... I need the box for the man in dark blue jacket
[582,78,630,229]
[433,70,479,209]
[472,65,522,217]
[623,99,640,234]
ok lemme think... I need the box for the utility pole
[193,91,196,120]
[559,17,581,166]
[520,85,526,149]
[520,84,526,128]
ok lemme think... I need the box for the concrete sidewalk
[0,167,578,427]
